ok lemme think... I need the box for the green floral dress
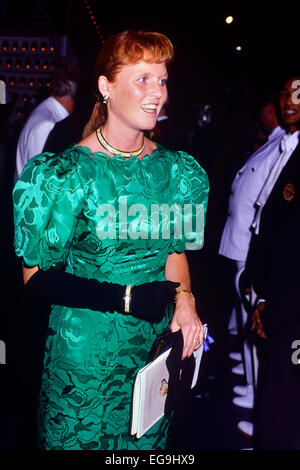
[13,143,209,450]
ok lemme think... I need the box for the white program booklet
[131,325,207,439]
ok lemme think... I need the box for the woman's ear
[98,75,110,99]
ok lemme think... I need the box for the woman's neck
[101,120,144,153]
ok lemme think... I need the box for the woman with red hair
[13,30,209,450]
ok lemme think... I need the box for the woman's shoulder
[17,144,93,184]
[156,144,209,184]
[156,142,201,165]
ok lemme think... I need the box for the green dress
[13,143,209,450]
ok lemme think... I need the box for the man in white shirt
[15,62,80,179]
[218,99,285,423]
[219,78,300,440]
[219,104,285,263]
[242,75,300,448]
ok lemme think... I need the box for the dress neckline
[73,142,164,162]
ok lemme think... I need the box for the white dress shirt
[219,126,286,262]
[15,96,69,178]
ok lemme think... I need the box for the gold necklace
[96,126,145,159]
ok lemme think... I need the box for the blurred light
[225,16,233,24]
[235,45,242,52]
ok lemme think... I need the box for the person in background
[13,30,209,451]
[43,65,95,154]
[242,75,300,449]
[218,96,285,438]
[15,62,81,179]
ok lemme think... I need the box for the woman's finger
[182,320,203,358]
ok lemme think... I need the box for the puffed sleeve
[13,151,85,269]
[170,151,209,253]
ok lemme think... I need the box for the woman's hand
[170,293,204,359]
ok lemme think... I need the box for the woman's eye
[138,77,147,83]
[160,79,167,86]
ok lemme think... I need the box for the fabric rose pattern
[13,143,209,450]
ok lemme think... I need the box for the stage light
[225,16,233,24]
[84,1,104,44]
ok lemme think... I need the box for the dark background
[2,0,299,104]
[0,0,299,452]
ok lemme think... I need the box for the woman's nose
[150,81,164,98]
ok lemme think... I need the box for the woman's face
[103,58,168,132]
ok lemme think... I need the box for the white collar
[280,130,300,153]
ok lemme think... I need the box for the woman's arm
[22,265,179,322]
[165,251,204,359]
[23,265,39,284]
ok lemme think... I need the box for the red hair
[83,30,174,137]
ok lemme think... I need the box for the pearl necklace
[96,126,145,159]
